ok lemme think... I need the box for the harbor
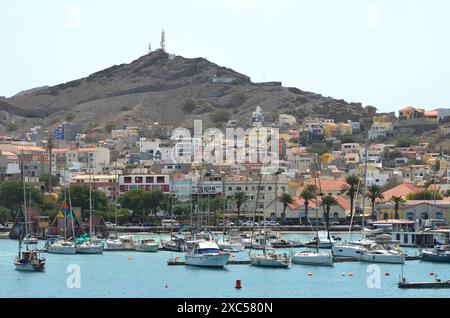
[2,231,450,298]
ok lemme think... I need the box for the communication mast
[160,29,166,52]
[148,42,151,54]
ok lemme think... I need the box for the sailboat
[14,154,46,271]
[293,154,333,266]
[250,164,291,268]
[76,162,103,254]
[46,198,77,255]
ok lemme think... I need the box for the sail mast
[88,158,93,244]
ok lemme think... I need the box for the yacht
[185,241,230,268]
[250,250,291,268]
[135,239,159,252]
[76,241,104,254]
[360,244,405,264]
[46,240,77,255]
[304,231,335,249]
[292,250,334,266]
[332,241,371,259]
[105,236,135,251]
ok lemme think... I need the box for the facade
[71,174,118,201]
[118,174,171,195]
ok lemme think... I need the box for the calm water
[1,232,450,298]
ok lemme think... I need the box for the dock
[398,280,450,289]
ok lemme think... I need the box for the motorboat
[360,244,405,264]
[161,235,189,252]
[105,236,135,251]
[332,241,371,259]
[185,241,230,268]
[135,239,159,252]
[250,250,291,268]
[15,249,46,271]
[292,250,334,266]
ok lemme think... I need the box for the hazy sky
[1,0,449,113]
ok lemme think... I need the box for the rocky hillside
[0,50,377,136]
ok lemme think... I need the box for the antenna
[148,42,152,54]
[160,29,166,52]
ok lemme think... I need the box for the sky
[1,0,449,113]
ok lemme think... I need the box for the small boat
[15,249,46,271]
[46,240,77,255]
[421,246,450,263]
[217,241,245,252]
[185,241,230,268]
[270,239,303,248]
[105,236,135,251]
[304,231,335,249]
[135,239,159,252]
[292,250,334,266]
[250,250,291,268]
[76,241,104,254]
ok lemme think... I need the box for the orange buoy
[348,272,353,277]
[235,280,242,289]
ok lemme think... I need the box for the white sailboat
[360,243,406,264]
[76,162,103,254]
[47,240,76,255]
[293,155,333,266]
[250,164,291,268]
[105,235,135,251]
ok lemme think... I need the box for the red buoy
[235,280,242,289]
[385,272,390,277]
[348,272,353,277]
[430,272,435,276]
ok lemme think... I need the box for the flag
[61,200,73,217]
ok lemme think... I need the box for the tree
[365,184,384,221]
[307,143,329,156]
[232,191,248,225]
[210,109,231,123]
[39,173,60,190]
[0,181,43,212]
[62,185,109,219]
[321,195,338,241]
[0,206,11,224]
[339,175,361,221]
[278,192,294,224]
[182,97,197,113]
[300,184,318,225]
[396,136,419,148]
[389,196,406,219]
[117,189,164,222]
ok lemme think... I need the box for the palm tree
[278,192,294,225]
[300,184,318,225]
[340,175,361,221]
[321,195,338,241]
[389,195,406,219]
[366,184,384,221]
[232,191,248,225]
[443,189,450,199]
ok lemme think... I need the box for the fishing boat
[135,239,159,252]
[105,235,135,251]
[421,245,450,263]
[185,241,230,268]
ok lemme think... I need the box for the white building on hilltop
[252,106,264,127]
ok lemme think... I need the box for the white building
[252,106,264,128]
[279,114,296,126]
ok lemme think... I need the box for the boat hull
[185,253,230,268]
[361,253,405,264]
[135,244,159,252]
[422,251,450,263]
[250,256,290,268]
[292,253,334,266]
[332,244,366,259]
[76,244,103,254]
[47,245,77,255]
[14,260,45,271]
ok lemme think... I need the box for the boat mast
[362,133,369,231]
[313,154,320,253]
[88,158,93,244]
[114,160,118,238]
[263,162,267,255]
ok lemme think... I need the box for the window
[157,176,165,184]
[436,212,444,220]
[268,186,272,191]
[124,177,132,184]
[135,176,143,183]
[146,176,154,183]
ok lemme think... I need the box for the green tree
[117,190,165,222]
[366,184,385,221]
[396,136,419,148]
[307,143,329,155]
[62,185,109,219]
[232,191,248,225]
[39,173,60,190]
[278,192,294,224]
[300,184,318,225]
[340,175,361,221]
[182,97,197,113]
[210,109,231,123]
[0,181,43,212]
[389,195,406,219]
[321,195,338,241]
[0,206,11,224]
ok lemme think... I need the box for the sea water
[1,232,450,298]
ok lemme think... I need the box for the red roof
[289,195,350,211]
[382,183,422,201]
[300,179,347,192]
